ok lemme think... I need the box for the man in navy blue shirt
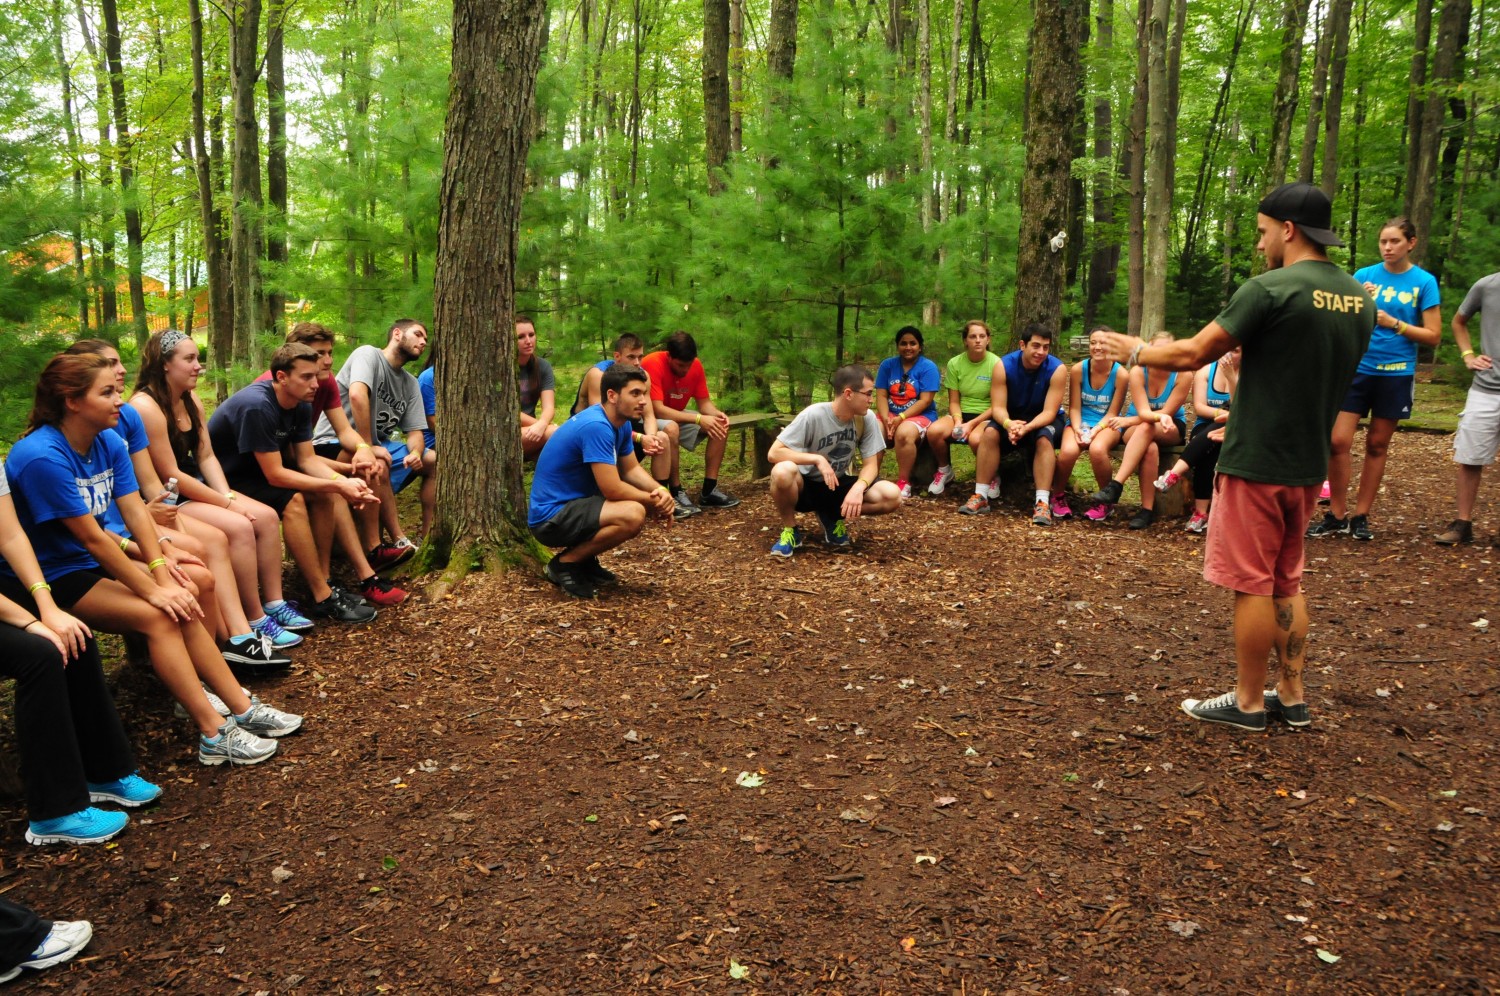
[528,366,676,598]
[980,324,1069,525]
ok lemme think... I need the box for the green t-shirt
[1215,260,1374,485]
[942,352,1001,413]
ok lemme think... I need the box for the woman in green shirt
[926,321,1002,510]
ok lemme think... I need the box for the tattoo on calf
[1286,632,1306,663]
[1275,603,1293,632]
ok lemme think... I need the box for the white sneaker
[235,698,304,738]
[985,477,1001,499]
[174,683,238,720]
[927,467,951,495]
[199,718,280,765]
[19,919,92,971]
[897,482,912,500]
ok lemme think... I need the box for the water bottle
[162,477,179,507]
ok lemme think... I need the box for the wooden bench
[723,411,792,478]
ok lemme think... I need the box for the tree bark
[191,0,232,391]
[1409,0,1468,265]
[729,0,744,152]
[430,0,550,577]
[50,0,90,331]
[265,0,288,338]
[1125,0,1147,334]
[918,0,933,232]
[1403,0,1434,215]
[73,0,118,335]
[1266,0,1312,185]
[230,0,264,364]
[1298,0,1331,184]
[702,0,731,193]
[1013,0,1085,334]
[100,0,147,346]
[1083,0,1115,327]
[1180,0,1252,286]
[1319,0,1353,195]
[1141,0,1170,336]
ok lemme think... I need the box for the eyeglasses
[853,389,875,398]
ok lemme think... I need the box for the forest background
[0,0,1495,447]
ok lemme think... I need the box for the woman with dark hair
[926,320,1002,511]
[516,316,558,458]
[3,352,301,766]
[874,326,941,499]
[1088,331,1191,529]
[128,330,306,655]
[1309,216,1442,541]
[1054,326,1128,519]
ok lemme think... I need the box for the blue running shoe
[769,527,798,559]
[263,601,314,634]
[824,518,853,551]
[251,614,303,649]
[88,773,163,808]
[26,807,129,846]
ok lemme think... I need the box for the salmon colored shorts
[1203,474,1320,598]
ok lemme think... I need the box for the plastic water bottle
[162,477,179,507]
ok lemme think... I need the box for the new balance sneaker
[359,574,409,606]
[672,489,702,520]
[1090,479,1124,505]
[1154,470,1182,492]
[1050,493,1072,519]
[250,614,303,649]
[1348,513,1374,541]
[88,772,163,807]
[1084,501,1111,522]
[1306,512,1349,538]
[235,698,304,738]
[307,588,378,624]
[263,600,314,634]
[769,527,799,559]
[582,556,619,586]
[896,480,912,501]
[1184,510,1210,534]
[1129,507,1156,530]
[959,494,990,516]
[367,542,415,573]
[25,808,128,846]
[1435,519,1474,546]
[222,634,292,677]
[1264,689,1312,728]
[174,683,235,720]
[199,718,279,766]
[824,518,853,551]
[699,486,741,509]
[1180,690,1267,731]
[13,919,92,971]
[1318,479,1332,504]
[545,557,596,599]
[927,466,952,495]
[1031,499,1052,527]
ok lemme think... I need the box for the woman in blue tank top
[1053,328,1127,519]
[1153,347,1240,534]
[1088,332,1191,529]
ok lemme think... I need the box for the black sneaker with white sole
[699,486,741,509]
[1306,512,1349,538]
[1347,514,1374,541]
[1180,690,1267,731]
[220,635,292,677]
[1264,689,1311,727]
[308,589,377,624]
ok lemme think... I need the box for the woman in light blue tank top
[1053,328,1127,519]
[1087,332,1192,529]
[1153,348,1240,533]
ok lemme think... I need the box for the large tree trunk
[265,0,288,338]
[101,0,148,347]
[74,0,118,335]
[729,0,744,152]
[1297,0,1332,184]
[50,0,90,332]
[918,0,933,232]
[1409,0,1468,266]
[230,0,264,364]
[1266,0,1312,184]
[702,0,731,193]
[1083,0,1115,328]
[1319,0,1353,195]
[1141,0,1171,337]
[764,0,797,171]
[1013,0,1084,334]
[430,0,550,578]
[1403,0,1434,214]
[191,0,232,392]
[1125,0,1147,333]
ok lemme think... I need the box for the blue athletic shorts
[1341,373,1414,421]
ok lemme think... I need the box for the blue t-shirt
[99,402,150,537]
[2,425,137,581]
[1000,350,1063,421]
[1354,263,1440,376]
[418,367,437,449]
[527,405,633,528]
[206,381,313,489]
[874,355,940,421]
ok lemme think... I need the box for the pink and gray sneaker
[1184,511,1210,534]
[1050,493,1072,519]
[927,467,952,495]
[1154,470,1182,492]
[1084,501,1111,522]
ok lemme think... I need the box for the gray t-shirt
[777,402,885,477]
[1458,272,1500,395]
[313,345,426,444]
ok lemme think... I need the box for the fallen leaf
[900,937,916,952]
[728,959,750,980]
[934,796,957,808]
[218,893,232,907]
[1168,920,1201,937]
[1316,949,1341,964]
[840,807,875,823]
[914,854,939,865]
[735,771,764,789]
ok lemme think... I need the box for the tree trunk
[1298,0,1332,184]
[100,0,148,347]
[430,0,550,578]
[1162,0,1186,196]
[191,0,232,391]
[50,0,90,332]
[1319,0,1353,195]
[764,0,797,170]
[1013,0,1085,334]
[729,0,744,152]
[230,0,264,364]
[1083,0,1115,327]
[1403,0,1434,215]
[265,0,288,338]
[918,0,933,232]
[1409,0,1468,265]
[1266,0,1312,184]
[1125,0,1147,334]
[702,0,731,193]
[1141,0,1170,336]
[74,0,118,335]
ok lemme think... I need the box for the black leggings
[0,593,136,822]
[0,899,48,970]
[1179,420,1223,497]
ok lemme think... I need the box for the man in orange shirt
[638,332,740,513]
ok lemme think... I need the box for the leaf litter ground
[1,430,1496,993]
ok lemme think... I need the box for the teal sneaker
[251,614,303,649]
[88,772,163,807]
[26,807,129,846]
[263,601,314,634]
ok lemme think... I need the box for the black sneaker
[1090,480,1124,505]
[1435,519,1474,546]
[1305,512,1349,538]
[583,557,618,586]
[1180,690,1267,731]
[220,635,292,677]
[545,558,596,599]
[329,581,370,607]
[1264,689,1311,728]
[1128,507,1156,530]
[1348,514,1374,541]
[671,489,702,520]
[308,589,378,624]
[699,486,741,509]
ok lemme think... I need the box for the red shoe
[359,574,408,606]
[368,541,415,572]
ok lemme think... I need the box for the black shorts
[228,476,298,515]
[996,412,1066,454]
[0,570,106,612]
[531,495,606,549]
[313,441,344,461]
[1341,373,1415,421]
[794,473,860,516]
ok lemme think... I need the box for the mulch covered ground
[2,429,1496,993]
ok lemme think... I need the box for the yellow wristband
[694,413,702,425]
[1001,419,1012,429]
[147,558,168,571]
[119,536,130,552]
[355,442,371,450]
[1463,349,1476,358]
[225,491,237,501]
[898,412,908,421]
[656,485,671,494]
[27,581,50,595]
[633,432,644,444]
